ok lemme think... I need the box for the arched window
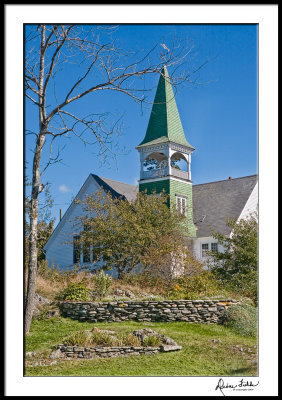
[143,152,168,171]
[170,152,188,172]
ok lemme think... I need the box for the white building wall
[192,236,225,266]
[237,182,258,222]
[45,175,101,270]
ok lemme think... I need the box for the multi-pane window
[83,224,91,263]
[83,242,91,263]
[181,198,186,215]
[73,235,81,264]
[176,196,187,216]
[211,242,218,252]
[201,243,209,257]
[177,197,181,212]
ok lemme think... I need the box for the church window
[181,198,186,215]
[73,235,81,264]
[176,195,186,216]
[83,242,91,263]
[211,242,218,252]
[83,224,91,263]
[201,243,209,257]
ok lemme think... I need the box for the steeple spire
[136,66,197,238]
[137,66,194,150]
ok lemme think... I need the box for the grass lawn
[25,317,258,377]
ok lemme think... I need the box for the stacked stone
[58,299,239,324]
[49,328,182,360]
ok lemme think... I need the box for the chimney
[60,208,62,221]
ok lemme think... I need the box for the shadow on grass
[225,364,258,376]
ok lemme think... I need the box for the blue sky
[25,24,258,227]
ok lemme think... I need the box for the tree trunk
[24,197,38,333]
[24,25,46,334]
[24,134,46,333]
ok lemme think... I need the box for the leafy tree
[25,219,55,272]
[75,189,192,280]
[141,233,203,290]
[208,212,258,303]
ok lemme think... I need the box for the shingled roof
[94,174,258,238]
[91,174,139,202]
[192,175,258,237]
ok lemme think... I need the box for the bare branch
[25,77,41,96]
[65,43,107,101]
[25,92,40,106]
[40,136,65,177]
[43,25,74,101]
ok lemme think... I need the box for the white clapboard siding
[192,236,224,265]
[44,174,101,270]
[237,182,258,222]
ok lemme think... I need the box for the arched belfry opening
[143,152,168,171]
[141,152,169,180]
[170,151,191,181]
[170,152,188,171]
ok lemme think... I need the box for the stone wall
[50,328,182,360]
[56,344,159,359]
[58,299,239,324]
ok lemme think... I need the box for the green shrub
[118,333,141,347]
[168,271,221,300]
[91,332,113,346]
[143,335,162,347]
[34,304,50,321]
[90,328,118,346]
[63,330,90,346]
[57,283,91,301]
[227,270,258,306]
[221,303,258,337]
[62,328,164,348]
[91,270,112,300]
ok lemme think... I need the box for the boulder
[125,289,135,298]
[32,294,51,316]
[49,349,62,359]
[159,345,182,352]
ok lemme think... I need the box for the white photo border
[5,4,278,397]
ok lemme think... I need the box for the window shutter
[182,198,186,215]
[177,197,181,213]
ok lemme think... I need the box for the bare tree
[24,24,208,333]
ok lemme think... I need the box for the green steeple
[137,66,194,149]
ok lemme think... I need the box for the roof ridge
[93,173,257,188]
[92,174,137,188]
[193,174,258,187]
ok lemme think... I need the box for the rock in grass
[49,349,62,359]
[159,345,182,352]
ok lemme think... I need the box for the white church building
[44,67,258,270]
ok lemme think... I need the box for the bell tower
[136,66,196,238]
